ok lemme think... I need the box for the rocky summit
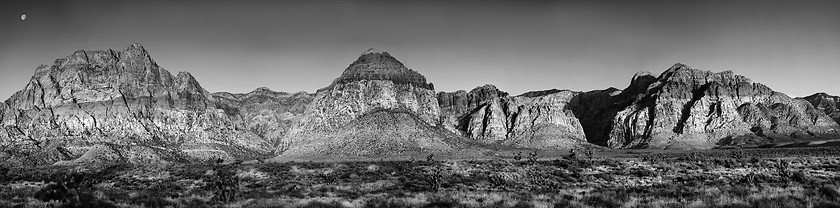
[0,44,310,165]
[275,49,482,160]
[2,45,839,165]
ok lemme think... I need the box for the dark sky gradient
[1,0,839,99]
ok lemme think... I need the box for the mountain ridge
[2,44,838,165]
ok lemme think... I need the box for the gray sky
[1,0,839,99]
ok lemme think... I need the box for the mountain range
[1,44,838,165]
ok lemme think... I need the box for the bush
[206,164,240,203]
[423,165,445,192]
[35,172,85,202]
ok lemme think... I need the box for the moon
[21,13,26,21]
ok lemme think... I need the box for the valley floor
[2,147,840,208]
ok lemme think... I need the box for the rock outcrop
[0,44,290,165]
[573,63,840,149]
[277,49,480,160]
[4,44,838,165]
[437,85,588,149]
[801,93,840,125]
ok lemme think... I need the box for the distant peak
[634,71,654,78]
[362,48,389,56]
[125,43,146,52]
[809,92,832,97]
[473,84,499,91]
[121,43,152,61]
[254,87,273,92]
[176,71,194,79]
[670,63,689,70]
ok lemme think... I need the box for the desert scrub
[205,163,241,203]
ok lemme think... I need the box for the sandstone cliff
[277,49,481,160]
[801,93,840,125]
[437,85,588,149]
[573,64,840,149]
[0,44,277,165]
[5,44,838,165]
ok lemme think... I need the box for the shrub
[206,164,240,203]
[528,152,538,164]
[424,165,445,192]
[35,172,85,202]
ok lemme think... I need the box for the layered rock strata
[0,44,296,165]
[437,85,588,149]
[277,49,476,160]
[573,64,840,149]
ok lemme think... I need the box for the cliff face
[277,49,474,160]
[0,44,281,165]
[437,85,588,149]
[573,64,840,149]
[801,93,840,125]
[4,44,838,165]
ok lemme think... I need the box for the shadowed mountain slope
[570,64,840,149]
[801,93,840,125]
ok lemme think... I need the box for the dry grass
[1,148,840,207]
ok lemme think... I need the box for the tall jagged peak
[175,71,205,91]
[466,84,509,101]
[120,43,152,61]
[331,48,433,90]
[123,43,146,54]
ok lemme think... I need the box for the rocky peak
[658,64,751,85]
[576,63,840,149]
[331,48,433,90]
[5,44,209,110]
[650,64,762,100]
[0,44,277,166]
[174,71,207,93]
[361,48,388,56]
[277,48,446,159]
[122,43,150,59]
[468,84,508,101]
[253,87,273,92]
[118,43,156,69]
[438,84,587,148]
